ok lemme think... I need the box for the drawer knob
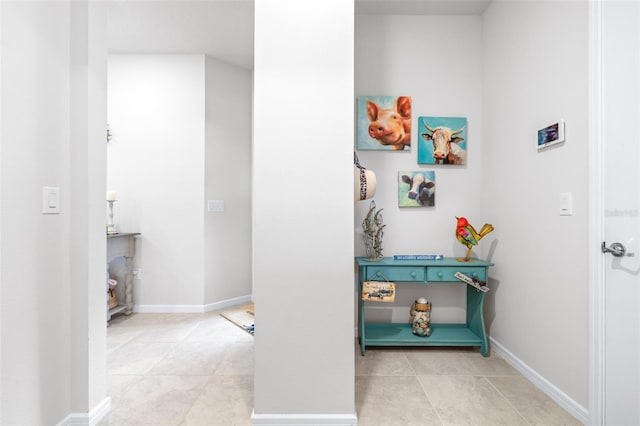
[376,271,382,277]
[437,271,443,278]
[410,271,416,278]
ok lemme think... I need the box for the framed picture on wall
[537,120,565,150]
[417,116,467,165]
[356,96,411,151]
[398,171,436,207]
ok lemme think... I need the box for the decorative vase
[410,297,432,337]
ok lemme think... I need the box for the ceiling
[107,0,491,71]
[356,0,491,15]
[107,0,255,69]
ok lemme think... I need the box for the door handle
[602,241,635,257]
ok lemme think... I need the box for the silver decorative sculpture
[362,201,385,260]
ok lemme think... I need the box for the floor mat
[220,303,254,335]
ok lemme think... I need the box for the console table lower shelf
[361,323,485,354]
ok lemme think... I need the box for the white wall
[253,0,355,422]
[1,3,71,420]
[69,1,109,416]
[482,0,589,412]
[355,15,485,323]
[1,1,107,423]
[204,56,252,304]
[108,54,206,307]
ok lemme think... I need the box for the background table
[107,233,139,323]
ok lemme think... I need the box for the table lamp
[106,190,118,234]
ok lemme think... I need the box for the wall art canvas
[398,171,436,207]
[417,116,467,165]
[357,96,411,151]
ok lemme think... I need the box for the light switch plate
[42,186,60,214]
[559,192,573,216]
[207,199,224,213]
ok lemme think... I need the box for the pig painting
[357,96,412,151]
[398,171,436,207]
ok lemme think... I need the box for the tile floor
[100,311,581,425]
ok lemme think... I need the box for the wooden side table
[107,232,139,324]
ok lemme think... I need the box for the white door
[595,1,640,424]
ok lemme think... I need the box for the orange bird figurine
[455,216,494,262]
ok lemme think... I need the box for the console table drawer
[427,267,486,282]
[366,267,426,282]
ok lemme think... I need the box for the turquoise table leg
[467,287,489,357]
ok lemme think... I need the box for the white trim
[204,294,253,312]
[56,397,111,426]
[490,337,588,425]
[588,0,606,424]
[134,304,205,313]
[133,294,253,313]
[251,411,358,426]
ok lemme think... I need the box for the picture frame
[417,116,467,165]
[537,120,565,150]
[356,96,412,151]
[398,170,436,207]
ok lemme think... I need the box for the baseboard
[251,411,358,425]
[204,294,253,312]
[56,397,111,426]
[489,337,588,424]
[134,304,205,313]
[133,294,252,313]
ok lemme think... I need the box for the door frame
[588,0,605,424]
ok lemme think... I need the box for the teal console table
[356,257,494,356]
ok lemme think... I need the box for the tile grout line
[404,350,447,424]
[415,374,447,426]
[483,376,532,426]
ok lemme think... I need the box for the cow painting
[399,171,436,207]
[417,117,468,165]
[357,96,411,151]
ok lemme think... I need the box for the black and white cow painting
[399,171,436,207]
